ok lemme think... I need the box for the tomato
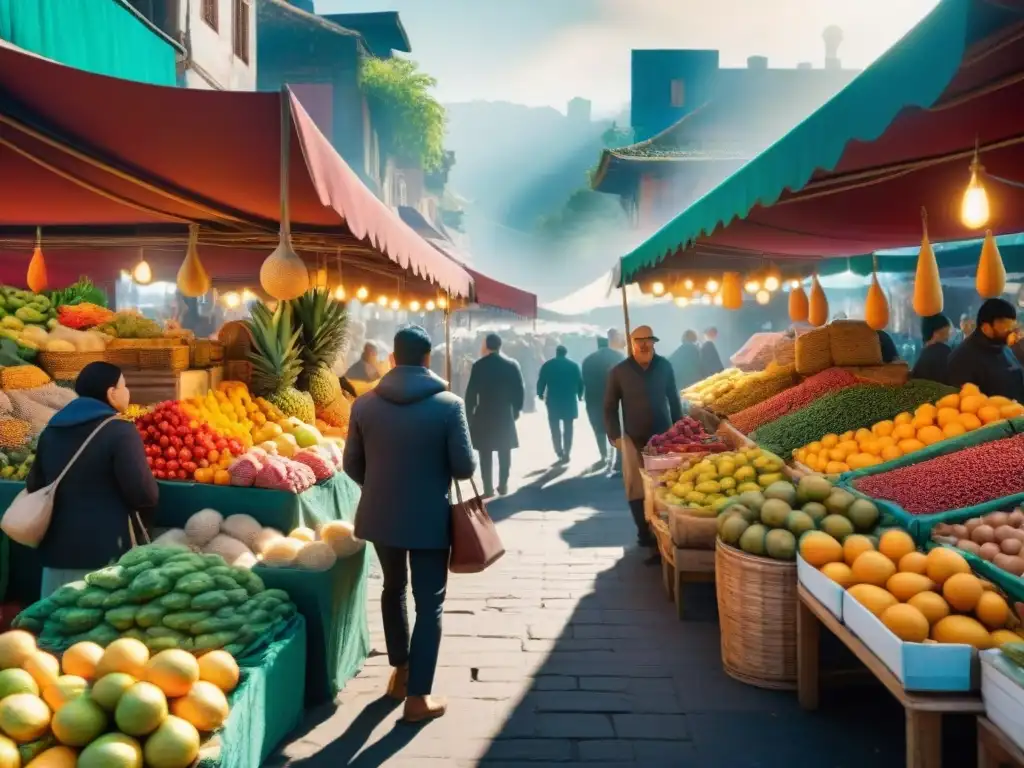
[166,460,180,472]
[192,445,207,460]
[215,439,228,451]
[208,449,220,463]
[169,414,180,427]
[182,461,197,474]
[146,456,154,467]
[198,458,210,469]
[154,457,166,469]
[158,421,171,434]
[176,469,187,479]
[165,447,177,460]
[147,426,158,437]
[153,470,166,480]
[183,434,194,447]
[170,436,183,449]
[158,435,170,448]
[227,440,241,455]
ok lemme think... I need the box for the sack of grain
[795,326,833,375]
[7,391,57,436]
[829,320,883,367]
[846,362,909,387]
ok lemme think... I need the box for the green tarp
[617,0,972,284]
[0,0,177,85]
[199,615,307,768]
[817,234,1024,279]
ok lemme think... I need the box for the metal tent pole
[619,260,633,359]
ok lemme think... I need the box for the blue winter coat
[344,366,476,550]
[537,356,584,420]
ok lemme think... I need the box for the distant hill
[442,100,629,295]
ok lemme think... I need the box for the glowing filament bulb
[410,300,421,312]
[961,158,990,229]
[755,290,771,305]
[133,260,152,285]
[764,275,780,292]
[705,279,719,293]
[426,300,436,311]
[377,295,388,306]
[356,286,369,301]
[651,281,665,296]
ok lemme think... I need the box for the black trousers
[479,449,511,492]
[375,545,450,697]
[586,407,607,458]
[548,414,574,458]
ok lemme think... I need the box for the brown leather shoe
[402,695,447,723]
[386,666,408,700]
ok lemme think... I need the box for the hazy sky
[316,0,939,114]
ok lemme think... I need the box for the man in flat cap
[603,325,683,551]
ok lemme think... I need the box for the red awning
[397,207,538,319]
[0,40,471,297]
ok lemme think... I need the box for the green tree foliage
[360,57,447,171]
[536,178,628,239]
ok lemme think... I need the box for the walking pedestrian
[668,329,701,390]
[699,327,724,379]
[26,362,158,597]
[604,326,683,550]
[581,334,625,469]
[343,325,476,723]
[465,333,525,496]
[537,345,584,463]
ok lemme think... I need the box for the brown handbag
[449,478,504,573]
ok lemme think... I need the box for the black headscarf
[75,362,123,403]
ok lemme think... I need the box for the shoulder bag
[449,478,504,573]
[1,416,118,548]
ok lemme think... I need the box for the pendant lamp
[864,255,889,330]
[178,225,211,297]
[720,272,744,310]
[912,208,943,316]
[26,228,48,293]
[808,275,828,326]
[788,280,809,323]
[976,230,1006,299]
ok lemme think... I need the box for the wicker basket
[715,540,798,690]
[102,348,141,368]
[794,326,833,375]
[36,351,104,381]
[717,422,755,450]
[846,362,910,387]
[137,345,190,372]
[668,507,718,549]
[829,320,883,367]
[189,339,224,368]
[107,337,181,349]
[652,517,674,567]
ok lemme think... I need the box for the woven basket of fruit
[107,337,181,349]
[668,506,718,549]
[795,327,833,376]
[37,350,104,380]
[137,345,190,372]
[829,320,883,367]
[715,540,797,689]
[102,348,141,368]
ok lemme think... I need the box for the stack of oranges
[793,383,1024,474]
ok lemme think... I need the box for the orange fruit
[916,425,944,445]
[881,445,902,461]
[961,383,981,397]
[840,431,855,442]
[1000,403,1024,419]
[893,412,913,426]
[915,403,937,419]
[936,394,960,409]
[893,424,917,440]
[872,420,894,437]
[878,529,916,565]
[828,447,848,462]
[825,461,849,474]
[978,405,1002,424]
[897,438,925,455]
[988,395,1012,407]
[958,413,982,430]
[911,415,934,429]
[942,422,966,438]
[876,435,897,448]
[960,395,985,414]
[213,470,231,486]
[807,441,823,453]
[838,440,859,455]
[936,408,960,427]
[855,428,873,443]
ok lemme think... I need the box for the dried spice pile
[729,368,860,434]
[751,379,956,457]
[854,433,1024,514]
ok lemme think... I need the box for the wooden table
[797,585,984,768]
[977,716,1024,768]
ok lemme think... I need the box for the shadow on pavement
[472,549,958,767]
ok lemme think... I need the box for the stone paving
[267,411,976,767]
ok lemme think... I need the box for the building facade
[593,28,860,235]
[125,0,257,90]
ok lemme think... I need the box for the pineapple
[244,301,316,423]
[290,289,349,408]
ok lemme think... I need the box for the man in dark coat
[582,335,625,468]
[699,327,724,379]
[537,345,584,463]
[948,298,1024,400]
[668,329,701,390]
[911,314,952,384]
[465,333,526,496]
[604,326,683,549]
[345,342,382,382]
[344,325,475,724]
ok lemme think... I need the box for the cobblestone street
[267,410,949,767]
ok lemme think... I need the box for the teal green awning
[819,234,1024,278]
[0,0,179,86]
[617,0,981,285]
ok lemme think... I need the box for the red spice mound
[729,368,860,435]
[853,433,1024,514]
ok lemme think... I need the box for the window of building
[233,0,251,63]
[670,79,685,108]
[201,0,218,30]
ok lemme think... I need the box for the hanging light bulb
[132,247,152,286]
[333,285,346,301]
[961,142,990,230]
[377,295,388,306]
[241,288,255,304]
[651,281,665,296]
[426,300,436,312]
[410,300,421,312]
[674,297,689,308]
[222,291,241,309]
[438,296,448,309]
[764,274,780,292]
[356,286,369,301]
[789,279,802,289]
[705,278,719,293]
[755,290,771,305]
[744,277,761,294]
[683,279,694,291]
[390,299,401,310]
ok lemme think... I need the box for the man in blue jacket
[344,325,476,724]
[537,345,584,463]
